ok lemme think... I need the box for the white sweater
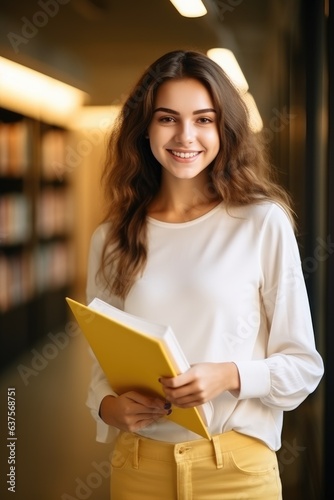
[86,202,324,451]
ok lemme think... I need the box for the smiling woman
[98,50,295,298]
[147,78,220,197]
[85,49,324,500]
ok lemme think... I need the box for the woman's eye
[159,116,175,123]
[198,117,213,124]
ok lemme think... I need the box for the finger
[134,415,166,430]
[135,410,169,419]
[163,381,196,400]
[172,401,199,409]
[160,371,192,389]
[126,391,166,410]
[169,393,206,408]
[162,381,207,406]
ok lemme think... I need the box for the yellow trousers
[110,430,282,500]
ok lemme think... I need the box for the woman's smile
[168,149,202,160]
[147,78,220,182]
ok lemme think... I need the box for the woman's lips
[168,150,201,159]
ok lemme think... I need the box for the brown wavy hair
[99,50,294,299]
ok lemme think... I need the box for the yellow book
[66,297,212,440]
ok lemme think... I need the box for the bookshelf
[0,107,74,369]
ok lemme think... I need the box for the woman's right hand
[99,392,171,432]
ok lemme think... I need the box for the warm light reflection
[69,106,121,130]
[0,57,88,125]
[207,48,249,94]
[169,0,207,17]
[242,92,263,132]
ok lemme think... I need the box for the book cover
[66,296,212,439]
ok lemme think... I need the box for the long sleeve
[85,224,123,443]
[85,203,324,450]
[236,204,324,409]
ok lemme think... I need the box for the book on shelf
[35,242,73,293]
[41,129,66,180]
[0,121,31,176]
[66,296,213,439]
[0,250,34,312]
[36,187,72,238]
[0,194,31,244]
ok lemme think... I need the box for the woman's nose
[174,121,195,144]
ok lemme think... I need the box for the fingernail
[164,402,172,410]
[167,409,172,416]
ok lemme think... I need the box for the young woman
[86,50,324,499]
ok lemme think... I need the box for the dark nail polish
[167,409,172,416]
[164,402,172,410]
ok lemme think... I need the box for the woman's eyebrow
[193,108,216,115]
[153,107,216,115]
[153,107,179,115]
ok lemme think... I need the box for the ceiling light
[207,48,249,94]
[0,57,88,126]
[169,0,207,17]
[242,92,263,132]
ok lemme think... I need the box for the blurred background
[0,0,332,499]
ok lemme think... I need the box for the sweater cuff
[96,416,119,444]
[234,360,271,399]
[92,380,117,411]
[86,380,119,443]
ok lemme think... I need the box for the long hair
[99,50,294,299]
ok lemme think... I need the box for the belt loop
[212,435,224,469]
[132,436,139,469]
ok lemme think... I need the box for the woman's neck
[148,173,220,223]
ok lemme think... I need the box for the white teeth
[171,150,199,159]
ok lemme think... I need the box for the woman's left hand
[159,362,240,408]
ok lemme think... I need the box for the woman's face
[147,78,220,182]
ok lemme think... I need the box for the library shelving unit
[0,107,74,370]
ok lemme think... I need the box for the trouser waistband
[118,430,263,469]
